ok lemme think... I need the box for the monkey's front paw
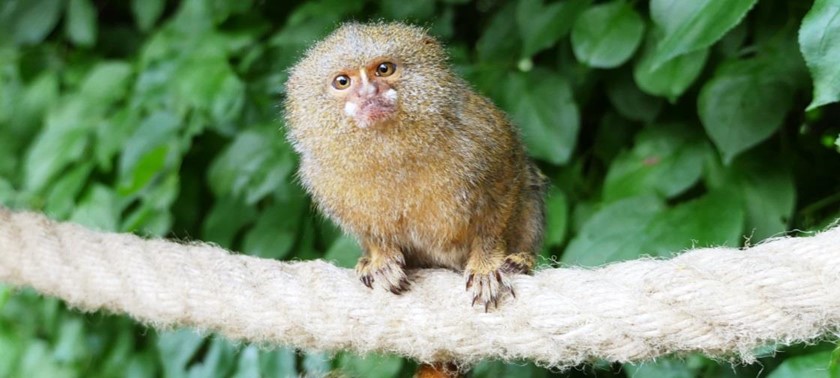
[355,254,410,294]
[465,268,513,312]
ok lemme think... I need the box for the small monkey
[284,22,547,310]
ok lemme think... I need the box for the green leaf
[24,99,92,192]
[476,2,519,63]
[4,0,64,45]
[125,351,159,378]
[0,129,18,179]
[65,0,97,47]
[338,353,404,378]
[0,179,16,206]
[157,330,206,378]
[605,70,663,123]
[378,0,435,20]
[120,144,171,195]
[258,348,297,377]
[768,351,833,378]
[52,318,87,363]
[645,190,744,255]
[462,65,508,106]
[208,127,295,204]
[70,184,119,231]
[231,345,260,378]
[0,324,22,377]
[0,283,9,306]
[593,112,638,163]
[634,34,708,101]
[19,340,75,377]
[201,197,258,248]
[266,0,365,70]
[174,48,245,125]
[563,191,744,266]
[242,202,303,259]
[706,149,795,241]
[118,111,180,195]
[324,235,363,268]
[544,186,568,248]
[517,0,591,58]
[604,123,708,202]
[649,0,757,68]
[180,339,235,377]
[207,0,255,25]
[563,195,665,265]
[131,0,165,31]
[698,59,795,164]
[505,70,580,165]
[302,352,331,376]
[571,1,645,68]
[12,71,60,137]
[120,173,178,235]
[472,360,547,377]
[97,327,142,377]
[624,357,700,378]
[799,0,840,110]
[739,164,794,241]
[80,61,133,106]
[94,108,139,172]
[44,162,93,219]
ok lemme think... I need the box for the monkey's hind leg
[465,180,543,310]
[502,168,545,275]
[355,240,410,294]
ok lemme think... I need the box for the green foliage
[799,0,840,110]
[506,69,580,164]
[767,350,834,378]
[648,0,757,68]
[1,0,839,377]
[571,1,644,68]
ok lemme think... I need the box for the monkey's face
[328,59,401,129]
[285,22,454,140]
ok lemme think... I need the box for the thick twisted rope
[1,207,839,367]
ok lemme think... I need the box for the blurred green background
[1,0,840,376]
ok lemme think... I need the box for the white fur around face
[384,89,397,101]
[344,101,358,117]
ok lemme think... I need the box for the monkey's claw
[465,268,513,312]
[501,252,535,274]
[355,254,410,294]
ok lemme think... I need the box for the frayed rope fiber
[1,207,839,367]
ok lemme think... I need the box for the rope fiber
[1,207,839,367]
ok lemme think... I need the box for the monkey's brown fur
[284,22,546,310]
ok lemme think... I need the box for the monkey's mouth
[356,97,396,127]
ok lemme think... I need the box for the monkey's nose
[358,82,378,97]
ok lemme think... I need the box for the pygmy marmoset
[284,22,547,310]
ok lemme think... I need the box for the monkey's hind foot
[464,257,512,312]
[501,252,535,275]
[355,254,410,294]
[465,253,535,312]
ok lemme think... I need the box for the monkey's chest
[307,161,472,241]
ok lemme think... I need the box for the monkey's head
[284,22,455,143]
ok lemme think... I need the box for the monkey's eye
[375,62,397,77]
[332,75,351,90]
